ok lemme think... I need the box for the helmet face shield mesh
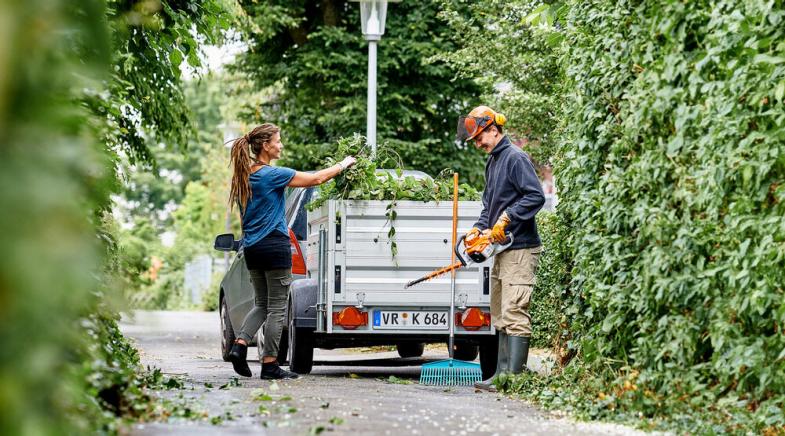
[456,115,491,142]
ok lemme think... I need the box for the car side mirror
[214,233,239,252]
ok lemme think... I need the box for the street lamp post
[351,0,400,157]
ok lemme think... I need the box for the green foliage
[529,212,569,349]
[500,362,785,434]
[91,0,231,165]
[440,0,785,432]
[309,134,481,260]
[80,312,167,431]
[233,1,487,186]
[1,0,231,432]
[124,175,232,310]
[434,0,567,164]
[0,1,120,433]
[310,134,481,210]
[559,0,785,426]
[117,74,242,310]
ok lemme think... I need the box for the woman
[227,123,355,379]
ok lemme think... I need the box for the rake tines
[419,359,482,386]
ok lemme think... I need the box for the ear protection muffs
[494,112,507,127]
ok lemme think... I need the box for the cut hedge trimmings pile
[309,134,481,210]
[309,134,481,259]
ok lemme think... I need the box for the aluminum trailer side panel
[306,200,494,335]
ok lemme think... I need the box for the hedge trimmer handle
[455,234,470,266]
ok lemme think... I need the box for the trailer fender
[290,278,317,329]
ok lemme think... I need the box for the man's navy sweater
[473,136,545,249]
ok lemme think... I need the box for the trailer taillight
[332,307,368,330]
[455,308,491,331]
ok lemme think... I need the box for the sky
[182,29,247,79]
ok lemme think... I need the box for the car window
[291,187,314,241]
[284,188,304,224]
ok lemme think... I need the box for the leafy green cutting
[309,134,481,258]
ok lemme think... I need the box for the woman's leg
[260,268,291,360]
[237,269,270,343]
[229,269,269,377]
[258,268,298,379]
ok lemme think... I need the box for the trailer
[285,197,498,377]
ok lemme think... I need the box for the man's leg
[500,247,541,374]
[489,258,504,332]
[475,253,509,391]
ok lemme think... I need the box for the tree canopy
[233,0,488,185]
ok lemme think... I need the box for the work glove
[465,227,481,242]
[489,211,511,243]
[338,156,357,171]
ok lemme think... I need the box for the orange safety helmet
[457,105,507,141]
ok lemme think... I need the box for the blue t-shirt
[241,165,296,248]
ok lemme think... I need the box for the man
[458,105,545,391]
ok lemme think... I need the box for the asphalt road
[120,311,647,436]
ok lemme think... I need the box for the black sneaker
[261,362,299,380]
[228,342,252,377]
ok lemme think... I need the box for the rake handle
[449,173,459,360]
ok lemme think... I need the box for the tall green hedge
[549,0,785,431]
[530,212,569,349]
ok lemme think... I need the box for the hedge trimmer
[404,231,514,289]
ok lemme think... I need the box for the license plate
[372,310,448,330]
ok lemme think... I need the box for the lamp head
[350,0,401,40]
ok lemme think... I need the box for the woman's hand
[288,156,357,188]
[339,156,357,171]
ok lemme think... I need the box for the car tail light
[289,229,306,275]
[455,308,491,331]
[332,307,368,330]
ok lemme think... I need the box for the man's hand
[489,212,511,243]
[465,227,481,242]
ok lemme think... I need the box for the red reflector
[332,307,368,330]
[456,308,491,331]
[289,229,306,275]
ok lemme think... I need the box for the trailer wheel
[287,301,313,374]
[453,343,479,361]
[478,335,498,380]
[220,294,235,362]
[396,343,425,358]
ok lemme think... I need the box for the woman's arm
[288,156,356,188]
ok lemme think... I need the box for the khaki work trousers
[490,246,542,337]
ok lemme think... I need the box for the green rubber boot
[473,330,509,391]
[508,335,530,374]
